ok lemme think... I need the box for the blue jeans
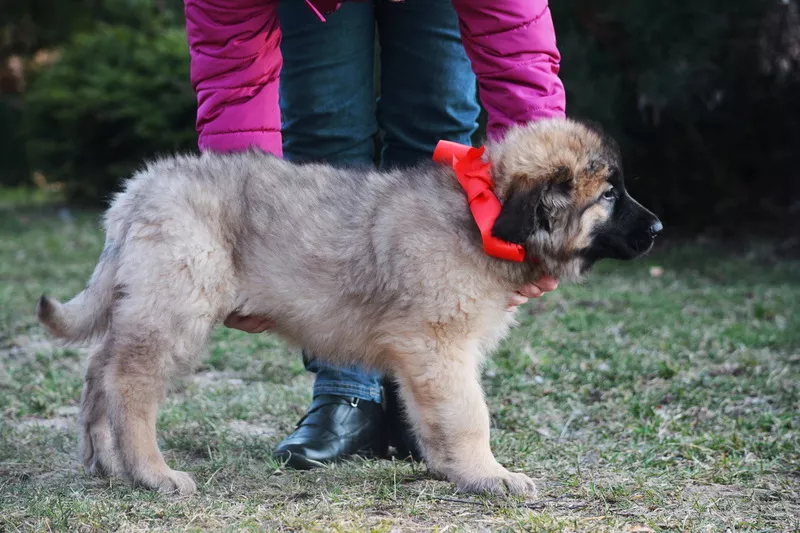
[278,0,479,403]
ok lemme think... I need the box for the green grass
[1,203,798,532]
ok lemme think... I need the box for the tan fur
[489,119,607,201]
[36,118,650,497]
[571,203,610,251]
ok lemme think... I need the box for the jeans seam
[313,383,383,402]
[314,383,381,394]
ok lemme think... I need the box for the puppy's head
[487,118,662,279]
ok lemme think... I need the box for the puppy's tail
[36,240,118,344]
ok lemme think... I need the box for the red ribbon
[433,140,526,263]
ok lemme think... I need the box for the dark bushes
[23,24,197,203]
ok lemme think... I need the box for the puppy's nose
[649,220,663,237]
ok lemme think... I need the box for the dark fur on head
[486,118,662,279]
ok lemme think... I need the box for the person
[183,0,565,469]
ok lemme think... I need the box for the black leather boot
[274,394,388,469]
[383,377,424,462]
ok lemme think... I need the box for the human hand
[223,312,275,333]
[506,275,559,311]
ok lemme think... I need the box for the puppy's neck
[487,254,547,288]
[526,235,586,283]
[485,239,585,288]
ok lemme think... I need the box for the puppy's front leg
[393,350,536,496]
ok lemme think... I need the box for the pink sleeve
[184,0,283,155]
[450,0,566,141]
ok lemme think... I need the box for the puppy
[37,118,661,496]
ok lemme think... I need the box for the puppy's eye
[602,187,617,201]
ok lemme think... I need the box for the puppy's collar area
[433,140,527,263]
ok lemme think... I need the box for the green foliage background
[1,0,798,232]
[23,25,196,202]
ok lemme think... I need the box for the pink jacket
[184,0,566,156]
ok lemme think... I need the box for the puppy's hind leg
[105,316,212,496]
[105,270,226,494]
[104,224,236,495]
[80,338,119,477]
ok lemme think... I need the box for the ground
[1,199,798,532]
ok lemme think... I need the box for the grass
[1,202,798,532]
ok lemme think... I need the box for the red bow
[433,140,526,263]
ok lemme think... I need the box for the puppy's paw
[498,471,537,496]
[454,467,537,497]
[133,468,197,496]
[157,469,197,496]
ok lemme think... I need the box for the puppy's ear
[491,182,549,244]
